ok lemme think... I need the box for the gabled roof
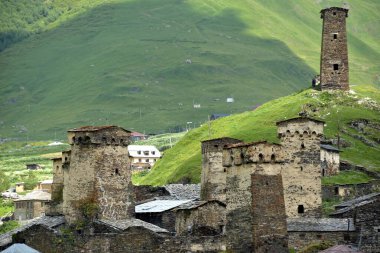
[0,216,65,247]
[96,218,169,234]
[287,218,355,232]
[332,192,380,215]
[164,184,200,200]
[321,144,340,152]
[135,200,192,213]
[14,190,51,202]
[174,200,226,211]
[68,125,131,133]
[276,116,325,126]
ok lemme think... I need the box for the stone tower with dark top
[320,7,349,90]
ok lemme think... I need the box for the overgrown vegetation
[0,199,14,217]
[0,220,19,235]
[299,241,334,253]
[134,86,380,185]
[322,171,373,185]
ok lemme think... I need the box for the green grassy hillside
[0,0,379,140]
[133,85,380,185]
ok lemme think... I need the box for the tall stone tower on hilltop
[320,7,349,90]
[62,126,134,224]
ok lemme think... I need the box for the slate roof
[320,245,363,253]
[332,193,380,215]
[164,184,200,200]
[14,190,51,202]
[135,200,192,213]
[97,218,169,233]
[0,216,65,247]
[276,116,325,125]
[321,144,340,152]
[287,218,355,232]
[201,137,242,143]
[334,192,380,210]
[174,200,226,211]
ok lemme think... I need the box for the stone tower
[62,126,133,224]
[276,117,324,217]
[320,7,349,90]
[201,137,241,202]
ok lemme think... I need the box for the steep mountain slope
[0,0,379,140]
[134,85,380,185]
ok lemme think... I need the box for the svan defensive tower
[320,7,349,90]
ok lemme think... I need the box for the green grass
[322,171,373,186]
[0,199,14,217]
[0,0,379,140]
[0,220,19,235]
[134,86,380,185]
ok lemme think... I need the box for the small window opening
[214,145,218,148]
[240,153,244,160]
[312,131,317,135]
[152,151,156,155]
[111,138,116,143]
[301,143,305,149]
[223,168,227,172]
[102,137,107,142]
[322,169,325,177]
[333,34,338,39]
[258,153,264,161]
[65,157,68,161]
[298,205,305,214]
[333,12,336,15]
[78,137,82,143]
[72,137,76,143]
[56,166,59,169]
[335,186,339,195]
[333,64,339,70]
[295,131,300,135]
[301,166,303,171]
[115,168,119,175]
[286,130,291,134]
[138,159,142,162]
[223,145,228,148]
[303,131,308,135]
[137,151,141,155]
[145,159,149,162]
[84,136,90,143]
[271,154,275,161]
[300,186,303,190]
[265,181,269,186]
[120,139,123,143]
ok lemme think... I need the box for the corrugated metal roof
[1,243,41,253]
[287,218,355,232]
[135,200,192,213]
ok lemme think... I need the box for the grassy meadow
[0,0,379,140]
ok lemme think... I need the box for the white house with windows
[128,145,161,170]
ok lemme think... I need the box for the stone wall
[175,201,226,236]
[201,138,241,202]
[288,231,355,250]
[62,127,134,224]
[136,212,176,232]
[251,174,288,253]
[12,223,226,253]
[223,142,284,252]
[133,185,170,203]
[320,149,339,176]
[330,195,380,252]
[14,200,47,220]
[277,118,324,217]
[320,7,349,90]
[322,180,380,200]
